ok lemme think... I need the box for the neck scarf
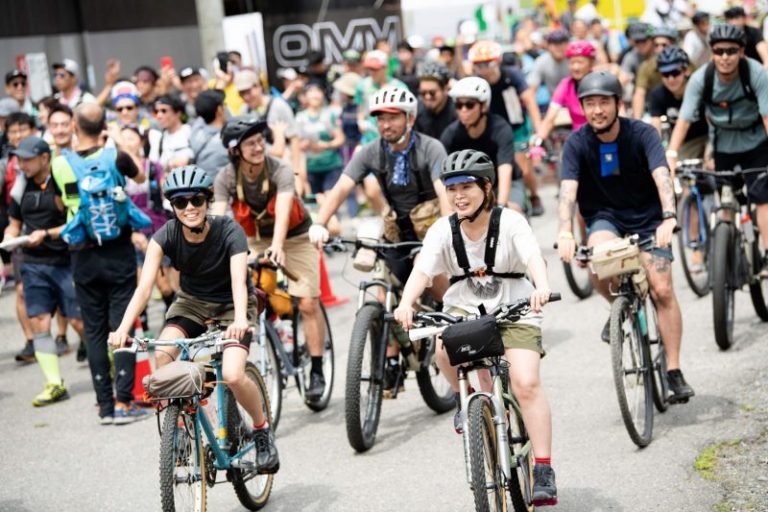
[385,131,416,187]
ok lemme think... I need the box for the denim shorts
[20,262,81,319]
[588,218,674,261]
[308,167,343,195]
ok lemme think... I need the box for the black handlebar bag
[441,315,504,366]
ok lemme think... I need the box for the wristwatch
[662,211,676,220]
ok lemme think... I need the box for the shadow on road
[656,393,739,432]
[225,483,341,512]
[557,486,625,511]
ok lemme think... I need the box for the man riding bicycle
[109,165,279,474]
[557,71,695,404]
[667,24,768,272]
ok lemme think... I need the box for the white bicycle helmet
[368,87,418,117]
[449,77,491,107]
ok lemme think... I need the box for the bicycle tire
[677,193,711,297]
[345,302,385,452]
[563,217,593,299]
[712,223,735,350]
[227,362,274,511]
[610,295,654,447]
[254,323,283,431]
[416,338,454,413]
[646,300,670,413]
[159,403,206,512]
[467,396,506,512]
[748,227,768,321]
[292,302,335,411]
[506,398,534,512]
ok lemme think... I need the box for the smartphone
[160,56,174,71]
[216,52,229,73]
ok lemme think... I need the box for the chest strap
[449,206,526,285]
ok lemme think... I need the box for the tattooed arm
[651,165,677,248]
[557,179,579,262]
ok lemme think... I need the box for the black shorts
[714,139,768,205]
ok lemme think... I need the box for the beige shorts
[166,290,259,328]
[248,233,320,298]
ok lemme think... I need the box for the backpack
[448,207,526,285]
[698,59,760,134]
[60,148,151,245]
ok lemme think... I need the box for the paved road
[1,188,766,512]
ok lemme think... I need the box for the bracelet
[558,231,574,239]
[662,211,676,220]
[43,229,51,241]
[665,149,678,158]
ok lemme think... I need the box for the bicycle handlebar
[112,333,231,354]
[326,237,423,252]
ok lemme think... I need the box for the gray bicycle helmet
[577,71,623,100]
[627,22,652,41]
[418,60,451,86]
[709,24,746,47]
[656,46,689,72]
[221,115,268,149]
[163,165,213,199]
[652,26,678,42]
[545,29,570,44]
[440,150,496,187]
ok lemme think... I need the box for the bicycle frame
[682,181,709,251]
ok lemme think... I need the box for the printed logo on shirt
[599,143,620,177]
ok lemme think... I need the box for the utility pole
[195,0,226,70]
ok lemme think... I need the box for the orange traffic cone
[319,252,349,308]
[132,317,152,406]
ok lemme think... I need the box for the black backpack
[698,59,760,133]
[448,207,525,285]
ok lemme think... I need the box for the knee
[510,374,541,402]
[298,297,319,317]
[222,366,245,389]
[650,281,675,305]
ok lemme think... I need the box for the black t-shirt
[8,175,69,265]
[154,215,251,303]
[415,97,457,140]
[745,26,764,63]
[560,118,668,232]
[440,113,522,179]
[647,84,709,141]
[488,67,529,130]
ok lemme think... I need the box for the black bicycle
[326,237,454,452]
[708,166,768,350]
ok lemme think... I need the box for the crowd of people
[3,2,768,507]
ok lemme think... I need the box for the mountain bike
[248,257,334,430]
[407,295,560,512]
[116,328,273,512]
[326,237,454,453]
[709,166,768,350]
[675,159,715,297]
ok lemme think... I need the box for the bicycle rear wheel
[227,363,273,511]
[467,396,507,512]
[293,302,335,411]
[610,296,654,447]
[159,403,206,512]
[416,338,454,413]
[252,323,283,431]
[345,303,385,452]
[712,223,736,350]
[646,300,670,413]
[677,193,712,297]
[748,227,768,321]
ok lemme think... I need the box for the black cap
[724,7,746,19]
[308,50,325,66]
[179,66,202,81]
[692,11,709,24]
[194,89,225,121]
[5,69,27,84]
[10,136,51,159]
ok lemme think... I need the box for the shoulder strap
[484,207,503,271]
[701,62,716,110]
[62,149,87,181]
[739,58,757,103]
[449,213,471,275]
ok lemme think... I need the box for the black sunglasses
[661,69,683,78]
[419,90,438,98]
[116,105,136,112]
[455,100,479,110]
[10,81,26,88]
[171,194,207,210]
[712,47,740,56]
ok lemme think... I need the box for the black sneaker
[530,195,545,217]
[55,335,72,357]
[305,372,326,401]
[533,464,558,506]
[453,394,463,434]
[15,341,35,364]
[248,427,280,474]
[601,318,610,344]
[76,340,87,362]
[667,369,695,404]
[383,359,405,399]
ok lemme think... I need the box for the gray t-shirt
[153,215,249,303]
[620,49,645,79]
[679,58,768,154]
[343,133,446,222]
[190,121,229,179]
[527,52,570,95]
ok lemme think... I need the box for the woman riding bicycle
[210,116,327,401]
[393,149,557,505]
[108,165,279,474]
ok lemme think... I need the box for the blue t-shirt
[560,118,668,232]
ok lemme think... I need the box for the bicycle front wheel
[467,396,507,512]
[416,338,454,413]
[563,217,593,299]
[712,223,736,350]
[506,398,534,512]
[646,300,670,413]
[227,363,274,511]
[293,302,335,411]
[677,193,711,297]
[748,227,768,321]
[159,403,206,512]
[345,303,386,452]
[610,296,654,447]
[253,323,283,431]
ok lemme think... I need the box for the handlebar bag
[441,315,504,366]
[143,360,207,399]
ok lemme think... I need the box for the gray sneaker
[533,464,558,506]
[14,341,35,364]
[55,336,72,357]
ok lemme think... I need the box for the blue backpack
[60,148,151,246]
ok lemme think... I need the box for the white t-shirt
[150,124,194,168]
[415,209,542,327]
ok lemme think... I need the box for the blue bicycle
[117,328,273,512]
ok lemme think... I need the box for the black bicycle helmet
[709,24,746,47]
[577,71,623,100]
[221,115,268,149]
[656,46,690,72]
[440,150,496,187]
[163,165,213,199]
[652,26,678,42]
[545,28,570,44]
[418,60,451,86]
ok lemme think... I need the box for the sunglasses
[10,81,26,89]
[53,72,69,79]
[712,47,740,56]
[419,90,438,98]
[116,105,136,112]
[171,195,207,210]
[455,100,479,110]
[661,69,683,78]
[154,107,171,114]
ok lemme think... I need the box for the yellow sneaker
[32,382,70,407]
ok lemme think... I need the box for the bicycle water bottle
[274,318,294,353]
[201,398,219,432]
[637,305,648,337]
[741,212,755,244]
